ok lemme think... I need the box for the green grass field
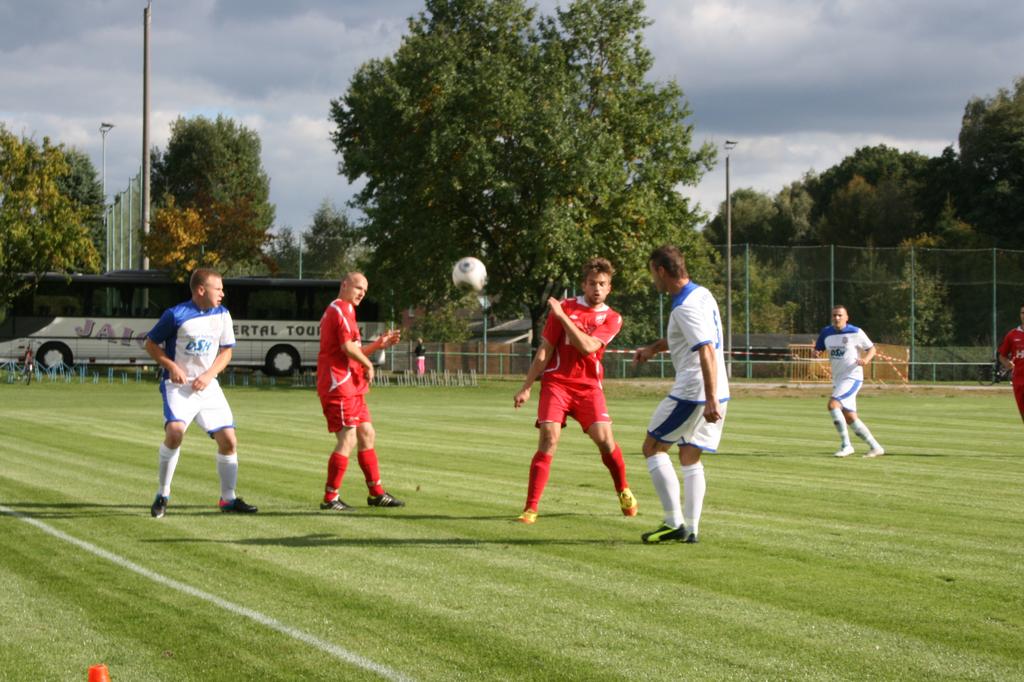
[1,380,1023,680]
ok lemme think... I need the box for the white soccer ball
[452,256,487,292]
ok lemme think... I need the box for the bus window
[89,286,126,316]
[248,288,298,320]
[310,287,337,318]
[33,280,84,317]
[131,284,182,317]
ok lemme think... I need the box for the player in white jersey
[633,245,728,544]
[144,268,258,518]
[814,305,884,458]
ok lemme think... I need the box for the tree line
[3,0,1023,348]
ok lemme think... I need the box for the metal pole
[745,242,751,379]
[298,242,303,279]
[724,140,737,378]
[909,245,915,381]
[829,244,835,310]
[658,293,665,378]
[120,193,126,270]
[725,153,732,378]
[127,176,133,269]
[992,247,998,358]
[141,1,152,270]
[100,123,113,271]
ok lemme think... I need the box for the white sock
[830,408,851,447]
[850,419,880,449]
[157,444,180,497]
[216,453,238,501]
[680,462,706,536]
[646,453,683,529]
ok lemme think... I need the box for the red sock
[325,451,348,502]
[357,448,385,497]
[601,444,628,493]
[525,451,553,511]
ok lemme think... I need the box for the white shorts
[647,396,728,452]
[831,377,863,413]
[160,379,234,435]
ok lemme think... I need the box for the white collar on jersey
[575,295,608,312]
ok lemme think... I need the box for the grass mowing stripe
[4,382,1023,679]
[0,504,412,682]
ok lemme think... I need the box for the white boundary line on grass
[0,504,413,682]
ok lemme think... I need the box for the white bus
[0,271,385,376]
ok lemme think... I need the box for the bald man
[316,272,405,511]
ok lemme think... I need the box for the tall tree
[148,115,275,274]
[57,148,104,254]
[0,126,100,306]
[807,145,928,246]
[958,76,1024,247]
[264,227,301,277]
[301,200,366,278]
[703,188,778,245]
[331,0,714,340]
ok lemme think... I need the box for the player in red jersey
[317,272,404,511]
[997,304,1024,423]
[512,258,637,523]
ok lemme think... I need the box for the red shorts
[319,392,372,432]
[1014,383,1024,417]
[536,381,611,432]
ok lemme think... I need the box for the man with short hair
[815,305,884,458]
[513,257,637,523]
[317,272,405,511]
[144,268,257,518]
[633,245,727,544]
[996,304,1024,423]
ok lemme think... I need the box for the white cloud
[3,0,1023,231]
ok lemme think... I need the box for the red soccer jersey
[317,299,368,397]
[998,326,1024,384]
[541,297,622,389]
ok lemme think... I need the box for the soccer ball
[452,257,487,291]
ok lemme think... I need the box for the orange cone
[88,664,111,682]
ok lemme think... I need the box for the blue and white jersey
[666,282,729,402]
[146,301,235,380]
[815,324,872,382]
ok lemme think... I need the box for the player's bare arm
[193,346,233,392]
[697,343,722,423]
[548,297,604,355]
[514,339,553,408]
[632,338,668,367]
[144,338,187,384]
[364,329,402,355]
[343,338,376,383]
[858,345,877,367]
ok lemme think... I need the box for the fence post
[909,245,915,381]
[745,242,751,379]
[658,294,665,378]
[829,244,835,310]
[992,247,998,359]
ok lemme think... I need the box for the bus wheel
[37,341,73,369]
[265,345,300,376]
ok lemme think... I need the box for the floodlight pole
[141,0,152,270]
[100,123,114,271]
[724,140,737,378]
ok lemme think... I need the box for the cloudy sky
[2,0,1022,232]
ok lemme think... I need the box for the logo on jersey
[185,338,213,354]
[595,314,607,325]
[830,348,845,359]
